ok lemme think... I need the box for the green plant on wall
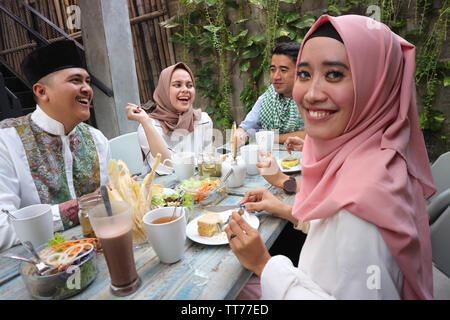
[414,0,449,132]
[360,0,448,134]
[163,0,233,128]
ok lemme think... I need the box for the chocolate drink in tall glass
[99,227,138,287]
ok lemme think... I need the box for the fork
[216,207,245,233]
[216,215,232,233]
[170,190,186,218]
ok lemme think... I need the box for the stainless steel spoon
[1,209,17,220]
[2,254,55,276]
[22,241,56,275]
[2,254,39,266]
[218,167,233,190]
[171,190,186,218]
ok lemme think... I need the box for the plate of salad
[151,185,193,208]
[178,177,226,206]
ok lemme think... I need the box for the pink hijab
[150,62,202,135]
[292,15,435,299]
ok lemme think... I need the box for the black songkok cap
[306,21,343,44]
[21,40,85,85]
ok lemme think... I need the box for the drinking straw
[100,185,113,217]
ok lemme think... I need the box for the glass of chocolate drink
[88,200,142,296]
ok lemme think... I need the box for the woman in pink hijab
[125,62,213,174]
[225,14,435,299]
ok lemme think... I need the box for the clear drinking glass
[88,200,141,296]
[197,152,222,177]
[78,193,102,238]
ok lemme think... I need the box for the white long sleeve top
[137,112,213,175]
[261,209,403,299]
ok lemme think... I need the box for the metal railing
[0,72,23,119]
[0,57,32,91]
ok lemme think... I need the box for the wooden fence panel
[0,0,175,104]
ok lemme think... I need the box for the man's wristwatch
[283,176,297,194]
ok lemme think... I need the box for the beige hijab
[150,62,202,135]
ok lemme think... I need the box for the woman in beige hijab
[126,62,213,174]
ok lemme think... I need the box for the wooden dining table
[0,147,301,300]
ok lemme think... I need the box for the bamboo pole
[0,10,8,53]
[17,0,30,57]
[1,8,11,61]
[61,0,69,34]
[136,0,160,87]
[48,0,60,38]
[53,0,64,30]
[33,0,43,38]
[24,0,34,42]
[42,0,53,38]
[130,10,165,24]
[129,0,151,103]
[12,0,24,72]
[7,2,21,73]
[147,0,166,69]
[15,1,25,47]
[160,0,175,65]
[0,30,83,57]
[155,0,171,67]
[0,15,4,52]
[134,1,150,102]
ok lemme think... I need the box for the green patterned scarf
[259,84,304,134]
[1,114,100,206]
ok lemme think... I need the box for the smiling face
[270,54,296,98]
[34,67,93,134]
[293,37,354,141]
[169,68,195,113]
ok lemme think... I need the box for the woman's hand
[240,187,294,223]
[224,211,271,277]
[285,136,304,154]
[257,151,288,189]
[125,103,149,124]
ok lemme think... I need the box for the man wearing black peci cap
[0,40,110,251]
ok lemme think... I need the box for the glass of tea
[198,152,222,177]
[88,200,142,296]
[78,193,102,238]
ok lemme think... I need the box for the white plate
[186,210,259,245]
[277,154,302,173]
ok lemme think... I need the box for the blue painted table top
[0,154,300,300]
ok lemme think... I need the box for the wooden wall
[0,0,175,104]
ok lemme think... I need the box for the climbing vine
[414,0,449,132]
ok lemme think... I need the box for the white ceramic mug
[255,130,275,155]
[142,207,187,264]
[9,204,53,248]
[162,152,195,181]
[222,155,246,188]
[240,144,259,175]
